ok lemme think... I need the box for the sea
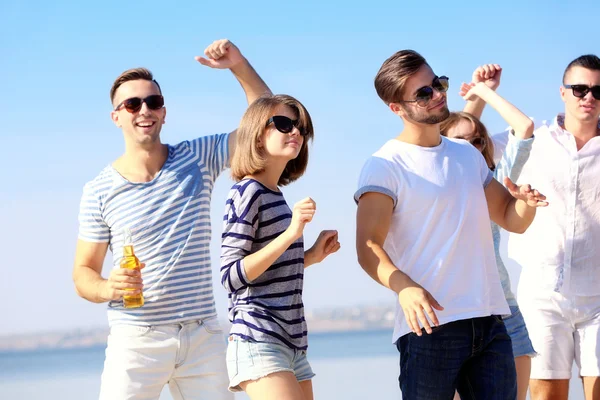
[0,329,584,399]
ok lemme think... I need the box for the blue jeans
[396,315,516,399]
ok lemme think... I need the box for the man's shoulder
[82,165,115,195]
[170,133,229,160]
[444,136,482,159]
[363,140,405,168]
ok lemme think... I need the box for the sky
[1,0,599,335]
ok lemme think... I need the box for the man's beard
[403,104,450,125]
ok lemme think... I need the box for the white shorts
[99,317,232,400]
[519,291,600,379]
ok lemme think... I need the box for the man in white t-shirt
[354,50,548,399]
[509,54,600,400]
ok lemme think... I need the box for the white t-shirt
[355,136,510,342]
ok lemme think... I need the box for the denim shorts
[504,305,536,358]
[225,335,315,392]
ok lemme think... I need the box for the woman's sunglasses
[402,76,450,107]
[114,95,165,113]
[265,115,307,136]
[454,136,486,148]
[564,84,600,100]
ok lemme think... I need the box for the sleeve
[77,183,110,243]
[191,133,230,182]
[474,148,494,188]
[354,156,399,208]
[494,134,534,186]
[220,186,261,293]
[491,130,510,166]
[492,116,543,165]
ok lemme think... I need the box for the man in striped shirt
[72,39,271,400]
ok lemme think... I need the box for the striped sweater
[220,178,307,350]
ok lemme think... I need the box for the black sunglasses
[114,95,165,113]
[564,84,600,101]
[265,115,307,136]
[402,76,450,107]
[454,136,486,148]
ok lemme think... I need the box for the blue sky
[1,0,598,335]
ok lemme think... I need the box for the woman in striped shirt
[220,94,340,399]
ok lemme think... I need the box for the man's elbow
[506,220,531,234]
[72,275,85,299]
[512,226,528,234]
[356,247,373,275]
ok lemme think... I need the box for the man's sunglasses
[402,76,450,107]
[114,95,165,113]
[564,84,600,101]
[265,115,307,136]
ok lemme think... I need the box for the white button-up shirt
[510,114,600,297]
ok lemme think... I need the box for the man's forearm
[73,266,108,303]
[503,198,536,234]
[230,59,272,105]
[357,243,414,294]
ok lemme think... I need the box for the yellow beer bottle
[120,228,144,308]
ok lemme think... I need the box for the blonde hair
[440,112,496,170]
[231,94,314,186]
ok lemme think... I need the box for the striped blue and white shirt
[78,133,229,327]
[220,178,308,350]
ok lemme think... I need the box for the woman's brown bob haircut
[231,94,314,186]
[440,111,496,170]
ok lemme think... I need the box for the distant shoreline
[0,327,395,357]
[0,304,395,354]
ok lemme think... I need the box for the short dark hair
[110,67,162,104]
[563,54,600,84]
[374,50,428,105]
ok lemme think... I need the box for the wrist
[304,248,315,266]
[96,279,109,302]
[474,82,492,98]
[389,270,414,294]
[229,57,250,75]
[281,228,300,244]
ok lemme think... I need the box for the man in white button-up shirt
[509,54,600,400]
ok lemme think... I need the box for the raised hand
[286,197,316,240]
[472,64,502,91]
[459,81,495,102]
[366,240,444,335]
[102,263,146,301]
[195,39,245,70]
[504,177,549,207]
[306,230,340,265]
